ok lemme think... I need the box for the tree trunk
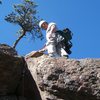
[13,30,26,49]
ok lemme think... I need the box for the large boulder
[0,44,42,100]
[26,53,100,100]
[0,44,17,56]
[0,44,23,96]
[0,44,100,100]
[0,96,26,100]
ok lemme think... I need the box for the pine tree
[0,0,2,4]
[5,0,43,48]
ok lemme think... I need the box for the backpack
[55,28,73,54]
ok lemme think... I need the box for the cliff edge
[26,52,100,100]
[0,44,100,100]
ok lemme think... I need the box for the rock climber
[38,20,68,57]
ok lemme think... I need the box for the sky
[0,0,100,59]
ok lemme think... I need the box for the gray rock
[0,44,100,100]
[0,47,23,95]
[0,44,17,56]
[0,96,26,100]
[26,54,100,100]
[0,45,42,100]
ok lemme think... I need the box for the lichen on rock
[26,53,100,100]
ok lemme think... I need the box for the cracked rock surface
[0,44,42,100]
[26,54,100,100]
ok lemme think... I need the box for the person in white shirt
[39,20,68,57]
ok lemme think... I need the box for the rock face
[0,45,23,96]
[26,54,100,100]
[0,44,42,100]
[0,44,17,56]
[0,44,100,100]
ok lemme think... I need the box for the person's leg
[46,42,56,57]
[47,42,61,57]
[61,48,69,58]
[57,42,69,58]
[56,45,61,57]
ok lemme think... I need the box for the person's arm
[38,44,47,52]
[48,24,57,38]
[50,24,56,33]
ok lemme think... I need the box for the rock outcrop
[0,44,42,100]
[0,44,17,56]
[0,44,100,100]
[26,53,100,100]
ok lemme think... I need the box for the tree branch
[12,30,26,48]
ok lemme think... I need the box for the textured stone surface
[16,61,42,100]
[0,96,26,100]
[0,45,42,100]
[0,44,100,100]
[0,49,23,95]
[26,54,100,100]
[0,44,17,56]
